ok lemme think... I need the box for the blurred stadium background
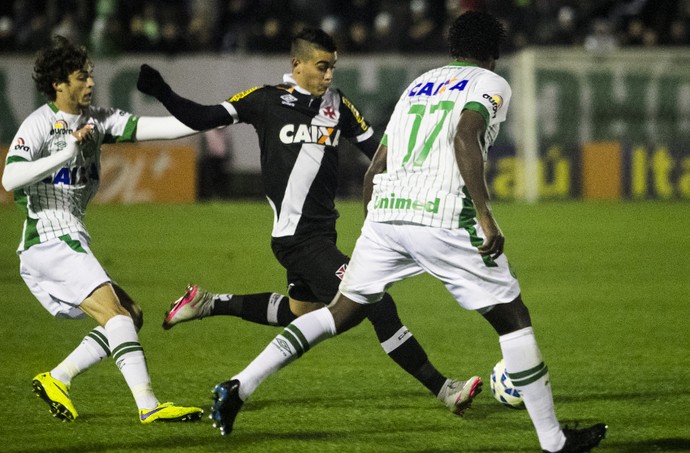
[1,0,689,204]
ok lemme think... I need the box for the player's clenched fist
[72,124,94,143]
[137,64,171,100]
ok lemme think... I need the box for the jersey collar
[282,73,313,96]
[448,61,479,67]
[48,101,83,120]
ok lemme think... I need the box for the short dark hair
[448,11,507,61]
[291,28,337,59]
[33,35,91,100]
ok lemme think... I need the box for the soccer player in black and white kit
[137,28,480,417]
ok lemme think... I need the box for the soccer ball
[490,359,525,409]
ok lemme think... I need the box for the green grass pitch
[0,200,688,452]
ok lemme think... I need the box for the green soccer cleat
[139,402,204,424]
[32,372,78,422]
[163,284,215,330]
[442,376,483,416]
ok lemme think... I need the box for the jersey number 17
[402,100,455,167]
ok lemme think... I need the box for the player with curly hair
[2,35,204,424]
[203,12,608,452]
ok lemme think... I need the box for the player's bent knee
[80,283,131,326]
[124,301,144,331]
[289,298,325,317]
[328,293,368,334]
[113,285,144,330]
[481,295,532,336]
[365,292,402,325]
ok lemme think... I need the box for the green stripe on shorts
[59,235,86,253]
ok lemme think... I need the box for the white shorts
[19,233,110,319]
[339,221,521,311]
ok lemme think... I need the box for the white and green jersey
[368,61,511,228]
[6,102,138,251]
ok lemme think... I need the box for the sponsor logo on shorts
[335,264,347,280]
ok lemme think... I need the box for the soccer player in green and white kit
[1,35,203,424]
[208,11,608,453]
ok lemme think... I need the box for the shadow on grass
[14,388,686,453]
[246,388,523,423]
[6,429,437,453]
[5,429,331,453]
[15,434,690,453]
[603,438,690,452]
[247,387,686,413]
[553,390,684,404]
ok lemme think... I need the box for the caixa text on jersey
[42,164,99,185]
[279,124,341,146]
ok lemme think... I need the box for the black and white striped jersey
[222,74,378,243]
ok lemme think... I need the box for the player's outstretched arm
[135,116,199,142]
[2,125,92,192]
[137,64,232,131]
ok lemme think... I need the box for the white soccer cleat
[442,376,483,416]
[162,284,215,330]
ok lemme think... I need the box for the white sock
[105,315,159,411]
[436,379,455,402]
[51,327,110,385]
[233,307,336,400]
[499,327,565,452]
